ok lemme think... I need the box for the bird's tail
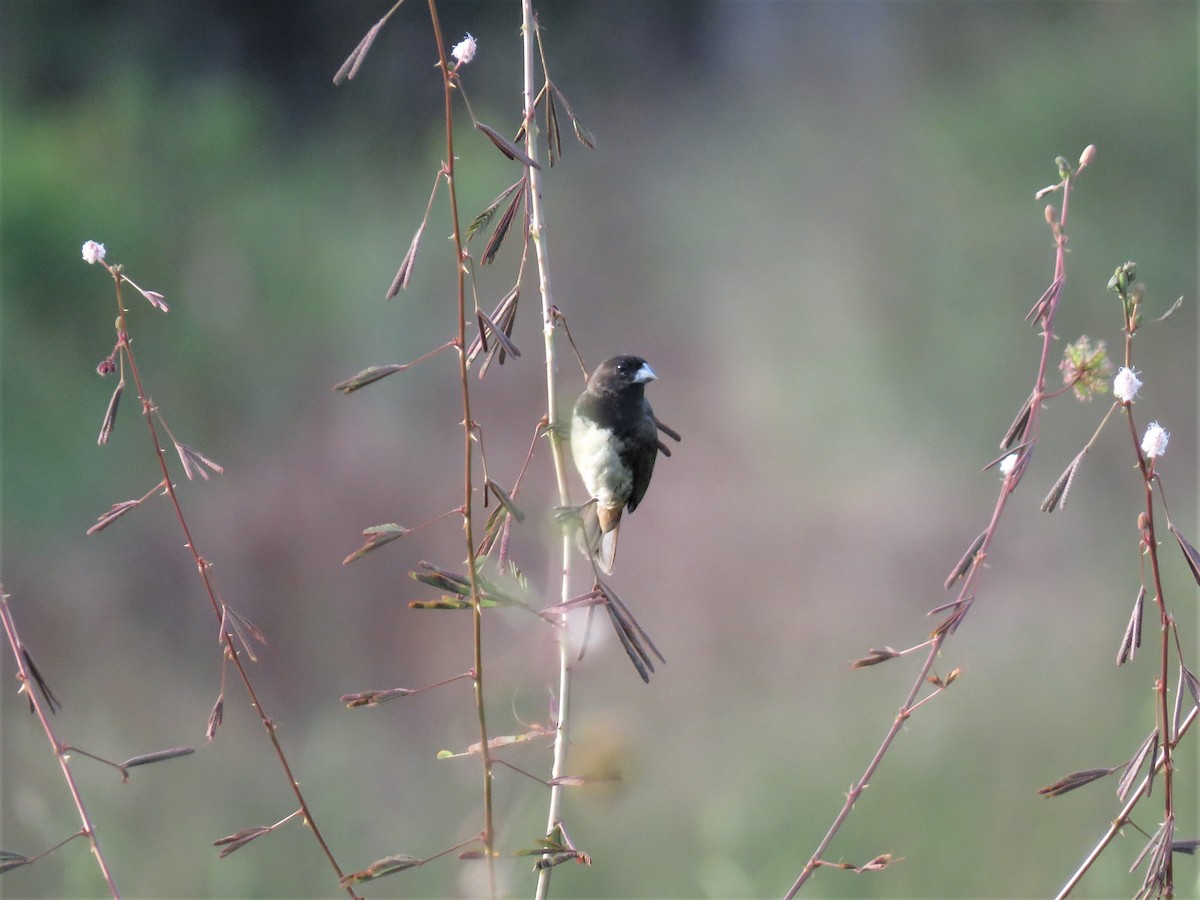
[579,502,620,574]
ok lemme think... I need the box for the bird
[570,355,674,573]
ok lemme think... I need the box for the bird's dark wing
[624,401,659,514]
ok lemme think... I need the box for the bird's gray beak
[634,362,657,384]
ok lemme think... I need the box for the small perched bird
[571,355,674,572]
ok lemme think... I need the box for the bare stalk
[519,5,577,897]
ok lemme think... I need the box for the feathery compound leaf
[225,607,267,646]
[1130,818,1172,891]
[214,826,272,859]
[121,746,195,770]
[595,581,664,683]
[1041,452,1083,513]
[1154,295,1184,323]
[341,687,415,708]
[333,18,385,85]
[1169,525,1200,586]
[931,597,974,638]
[475,502,511,559]
[508,559,527,592]
[850,647,901,668]
[206,695,224,741]
[571,115,597,149]
[481,180,527,265]
[343,523,409,565]
[1037,767,1117,797]
[0,850,34,874]
[1117,586,1145,666]
[1025,276,1064,323]
[438,726,551,759]
[467,180,524,241]
[476,309,521,361]
[22,648,61,713]
[87,498,145,535]
[945,530,986,590]
[1173,664,1187,742]
[1117,729,1158,802]
[855,854,898,872]
[545,87,562,166]
[551,84,597,149]
[411,564,470,596]
[475,122,541,170]
[467,286,520,376]
[409,561,525,610]
[98,381,123,445]
[485,479,525,523]
[387,223,425,298]
[1001,394,1033,451]
[174,442,224,481]
[410,597,474,610]
[814,854,900,873]
[549,775,587,787]
[340,854,424,886]
[1182,664,1200,709]
[334,364,405,393]
[927,667,962,689]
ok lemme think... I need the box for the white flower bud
[1141,422,1169,459]
[82,240,106,264]
[999,453,1018,477]
[1113,366,1142,403]
[451,33,477,66]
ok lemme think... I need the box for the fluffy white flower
[81,240,106,264]
[1141,422,1169,459]
[999,453,1019,477]
[1113,366,1142,403]
[451,33,477,66]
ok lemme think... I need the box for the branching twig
[784,146,1096,897]
[87,257,356,897]
[0,590,121,897]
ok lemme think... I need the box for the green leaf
[343,523,409,565]
[340,854,424,885]
[334,365,405,394]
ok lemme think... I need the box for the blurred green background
[2,1,1197,897]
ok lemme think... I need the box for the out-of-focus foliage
[2,2,1196,897]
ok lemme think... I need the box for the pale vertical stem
[521,4,575,898]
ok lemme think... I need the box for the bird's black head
[588,355,656,396]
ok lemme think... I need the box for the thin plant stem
[785,156,1086,897]
[426,1,496,893]
[519,6,577,896]
[101,267,356,898]
[1051,270,1181,896]
[0,593,121,899]
[1123,401,1175,890]
[1057,705,1198,898]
